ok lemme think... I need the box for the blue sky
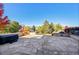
[3,3,79,26]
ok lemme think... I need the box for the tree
[19,26,30,36]
[31,25,36,32]
[48,22,54,34]
[54,24,63,32]
[42,20,49,34]
[9,21,20,33]
[36,20,63,34]
[36,20,50,34]
[43,20,49,26]
[36,26,42,34]
[0,3,9,33]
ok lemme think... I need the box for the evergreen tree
[31,25,36,32]
[42,20,49,34]
[48,22,54,34]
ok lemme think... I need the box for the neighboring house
[64,26,79,35]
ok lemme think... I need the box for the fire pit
[0,33,18,44]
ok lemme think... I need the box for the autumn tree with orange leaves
[0,3,9,33]
[19,26,30,36]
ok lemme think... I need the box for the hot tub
[0,33,18,44]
